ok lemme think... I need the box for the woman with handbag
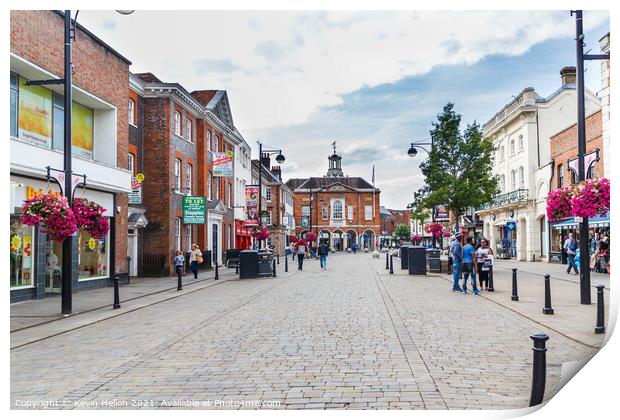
[476,238,494,291]
[189,244,203,280]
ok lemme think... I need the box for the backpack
[569,239,577,252]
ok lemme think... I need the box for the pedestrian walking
[297,240,307,271]
[189,244,203,280]
[461,237,480,295]
[318,241,329,270]
[352,242,358,254]
[451,232,463,292]
[476,238,493,290]
[173,250,185,277]
[564,232,579,275]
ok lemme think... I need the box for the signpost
[434,205,449,221]
[182,196,206,224]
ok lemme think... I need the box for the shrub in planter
[21,193,78,242]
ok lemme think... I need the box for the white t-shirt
[564,238,577,255]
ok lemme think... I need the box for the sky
[79,10,610,209]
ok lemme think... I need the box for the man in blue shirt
[462,237,480,295]
[451,232,463,292]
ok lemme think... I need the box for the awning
[552,215,610,229]
[128,211,149,228]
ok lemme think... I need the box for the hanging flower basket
[442,231,452,238]
[546,186,574,221]
[424,222,445,238]
[251,226,270,240]
[20,193,78,242]
[306,232,317,244]
[411,234,421,242]
[72,198,110,240]
[571,178,610,218]
[289,234,299,244]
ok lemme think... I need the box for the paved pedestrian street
[11,253,601,410]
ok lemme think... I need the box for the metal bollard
[113,276,121,309]
[285,254,288,272]
[177,268,183,291]
[511,268,519,301]
[529,333,549,407]
[272,258,277,277]
[486,265,494,291]
[277,253,280,265]
[448,256,453,274]
[595,285,606,334]
[386,251,389,270]
[389,255,394,275]
[542,274,554,314]
[214,260,219,280]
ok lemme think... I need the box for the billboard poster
[18,76,53,148]
[434,205,450,221]
[128,175,143,205]
[245,185,259,224]
[182,196,207,224]
[213,151,233,177]
[71,101,94,159]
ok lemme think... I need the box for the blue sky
[79,11,610,209]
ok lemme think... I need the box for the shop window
[174,111,181,136]
[77,229,110,280]
[10,215,34,288]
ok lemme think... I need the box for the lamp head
[116,10,135,15]
[275,153,285,164]
[407,143,417,157]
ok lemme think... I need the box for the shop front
[549,215,610,264]
[493,220,517,259]
[235,219,254,250]
[10,175,116,303]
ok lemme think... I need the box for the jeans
[319,255,327,268]
[452,262,462,290]
[297,254,305,270]
[567,253,579,274]
[190,261,199,279]
[462,262,478,291]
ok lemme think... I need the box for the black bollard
[214,260,219,280]
[113,276,121,309]
[272,258,277,277]
[529,333,549,407]
[389,255,394,275]
[177,268,183,291]
[595,285,606,334]
[542,274,554,314]
[448,256,453,275]
[386,251,389,270]
[277,253,280,265]
[487,264,495,292]
[285,254,289,272]
[511,268,519,301]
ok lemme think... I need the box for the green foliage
[392,223,411,239]
[413,103,498,223]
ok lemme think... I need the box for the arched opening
[346,230,357,251]
[332,229,343,251]
[319,230,330,246]
[362,230,375,251]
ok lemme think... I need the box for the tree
[392,223,411,240]
[414,103,497,228]
[407,190,431,225]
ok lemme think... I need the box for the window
[519,166,525,189]
[500,146,505,162]
[510,170,516,191]
[207,172,213,199]
[175,217,181,251]
[302,205,310,226]
[206,131,212,151]
[322,206,328,220]
[214,177,219,199]
[185,118,192,142]
[265,211,272,226]
[128,153,135,175]
[265,187,272,201]
[510,139,515,155]
[186,225,192,252]
[348,205,354,220]
[213,135,219,152]
[174,111,181,136]
[10,73,18,137]
[333,201,343,219]
[10,214,34,288]
[128,99,135,126]
[174,158,182,192]
[226,183,231,207]
[500,175,505,193]
[186,163,192,195]
[52,93,64,151]
[571,167,577,185]
[302,206,310,217]
[558,164,564,187]
[518,135,524,151]
[364,205,373,221]
[77,229,110,280]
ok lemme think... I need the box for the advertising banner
[182,196,206,224]
[71,101,94,159]
[433,205,450,221]
[245,185,259,224]
[18,76,53,148]
[128,175,143,205]
[213,151,233,177]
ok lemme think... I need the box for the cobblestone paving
[11,253,597,410]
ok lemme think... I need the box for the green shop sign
[182,196,206,224]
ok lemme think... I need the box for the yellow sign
[72,102,94,158]
[88,237,97,250]
[226,150,233,158]
[26,186,61,200]
[136,173,145,182]
[11,235,22,250]
[18,76,53,147]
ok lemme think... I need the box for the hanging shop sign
[245,185,259,223]
[506,221,517,231]
[128,174,143,205]
[213,151,233,177]
[182,196,206,224]
[433,205,450,221]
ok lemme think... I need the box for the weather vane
[332,141,337,155]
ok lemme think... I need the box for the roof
[285,178,308,190]
[288,176,377,191]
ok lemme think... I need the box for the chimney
[560,66,576,85]
[271,166,282,181]
[261,153,271,171]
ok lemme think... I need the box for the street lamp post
[257,141,285,249]
[407,138,437,248]
[571,10,610,305]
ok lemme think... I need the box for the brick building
[10,11,131,302]
[379,207,412,246]
[286,145,381,251]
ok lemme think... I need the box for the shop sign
[506,221,517,231]
[245,185,259,223]
[213,151,233,177]
[301,216,309,227]
[128,175,143,205]
[434,205,449,221]
[182,196,206,224]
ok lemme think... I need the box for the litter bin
[408,246,427,275]
[400,246,411,270]
[239,250,259,279]
[426,248,441,273]
[258,250,274,277]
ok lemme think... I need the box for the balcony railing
[476,188,529,211]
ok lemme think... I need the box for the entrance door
[212,223,219,264]
[127,230,138,277]
[45,239,63,293]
